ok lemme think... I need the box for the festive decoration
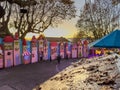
[22,39,31,64]
[14,33,21,66]
[38,34,44,61]
[4,36,14,68]
[51,42,57,60]
[0,45,3,68]
[31,36,38,63]
[72,43,77,58]
[77,41,83,58]
[60,42,65,59]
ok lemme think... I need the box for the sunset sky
[26,0,85,39]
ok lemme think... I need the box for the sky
[26,0,85,39]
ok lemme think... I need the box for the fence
[0,35,89,69]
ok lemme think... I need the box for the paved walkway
[0,59,79,90]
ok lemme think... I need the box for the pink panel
[39,40,44,61]
[51,42,57,60]
[43,46,48,60]
[78,45,82,58]
[0,46,3,68]
[4,50,13,68]
[60,43,64,59]
[72,44,77,58]
[31,47,38,63]
[14,40,21,66]
[31,36,38,62]
[51,46,57,60]
[66,45,71,59]
[22,46,31,64]
[83,45,88,57]
[83,40,89,57]
[4,43,13,68]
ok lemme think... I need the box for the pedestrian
[40,51,43,61]
[66,54,68,59]
[57,55,61,64]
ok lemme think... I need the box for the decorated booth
[57,42,60,57]
[22,39,31,64]
[51,42,57,60]
[43,39,48,60]
[83,40,89,58]
[0,38,3,69]
[72,43,77,58]
[38,34,44,61]
[4,36,14,68]
[14,32,21,66]
[60,42,65,59]
[31,36,38,63]
[66,42,72,59]
[77,41,83,58]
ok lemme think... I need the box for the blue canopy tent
[91,29,120,48]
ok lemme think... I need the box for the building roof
[45,37,69,42]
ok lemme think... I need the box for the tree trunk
[20,31,27,39]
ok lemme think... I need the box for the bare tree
[0,0,76,39]
[72,30,88,43]
[76,0,120,40]
[13,0,76,39]
[0,1,12,37]
[0,0,37,37]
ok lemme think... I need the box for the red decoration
[78,40,82,46]
[38,34,44,40]
[4,36,14,42]
[14,32,19,40]
[31,36,37,43]
[51,42,57,46]
[22,39,27,45]
[83,40,88,45]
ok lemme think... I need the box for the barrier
[0,35,90,69]
[14,33,21,66]
[0,38,3,68]
[72,43,77,58]
[31,36,38,63]
[60,42,65,59]
[51,42,57,60]
[77,41,83,58]
[38,34,44,61]
[4,36,14,68]
[22,39,31,64]
[43,39,48,60]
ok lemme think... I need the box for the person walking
[57,55,61,64]
[40,51,43,61]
